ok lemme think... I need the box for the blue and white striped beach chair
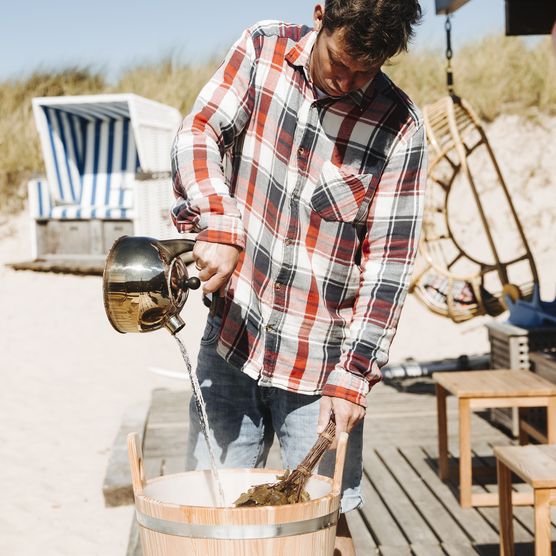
[28,94,182,260]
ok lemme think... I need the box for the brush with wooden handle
[234,415,336,507]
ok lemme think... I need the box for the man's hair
[322,0,422,65]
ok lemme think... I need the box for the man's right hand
[193,241,241,294]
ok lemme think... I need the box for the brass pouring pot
[103,236,200,335]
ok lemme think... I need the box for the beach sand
[0,113,554,555]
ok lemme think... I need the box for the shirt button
[284,238,293,246]
[297,147,306,157]
[266,324,274,332]
[275,282,282,290]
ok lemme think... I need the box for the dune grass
[0,68,106,215]
[385,35,556,121]
[0,35,554,215]
[112,59,220,116]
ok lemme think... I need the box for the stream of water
[174,334,226,506]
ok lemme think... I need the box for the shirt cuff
[196,214,246,250]
[322,363,382,408]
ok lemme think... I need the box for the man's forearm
[171,29,255,248]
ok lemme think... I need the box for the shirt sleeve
[322,119,428,407]
[170,29,256,249]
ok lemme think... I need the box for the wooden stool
[495,444,556,555]
[433,370,556,508]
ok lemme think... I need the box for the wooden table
[434,369,556,508]
[495,444,556,556]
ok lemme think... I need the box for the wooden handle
[127,432,145,496]
[332,432,349,497]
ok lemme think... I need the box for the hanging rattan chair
[409,95,538,323]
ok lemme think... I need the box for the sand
[0,113,554,555]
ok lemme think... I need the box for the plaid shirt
[171,21,427,407]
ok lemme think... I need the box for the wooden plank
[147,389,188,424]
[411,445,500,545]
[437,385,449,480]
[534,489,552,555]
[365,423,507,442]
[142,426,188,457]
[126,516,142,556]
[366,396,444,408]
[8,258,104,275]
[148,387,188,410]
[497,457,515,556]
[459,397,472,508]
[367,393,441,404]
[379,546,411,556]
[142,457,163,481]
[161,457,186,475]
[376,446,469,545]
[410,543,445,556]
[266,438,282,470]
[346,509,378,554]
[433,370,556,397]
[102,400,150,507]
[142,389,189,459]
[359,469,409,549]
[442,543,478,555]
[363,417,502,448]
[494,445,556,489]
[363,449,438,545]
[365,410,450,420]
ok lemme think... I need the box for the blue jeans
[186,312,364,513]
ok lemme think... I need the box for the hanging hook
[445,15,456,97]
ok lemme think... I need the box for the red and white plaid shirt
[171,21,427,407]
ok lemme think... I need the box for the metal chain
[445,15,455,94]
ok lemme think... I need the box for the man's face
[310,26,381,97]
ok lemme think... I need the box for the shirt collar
[285,29,378,110]
[346,75,381,110]
[285,29,318,69]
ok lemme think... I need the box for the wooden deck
[124,380,556,555]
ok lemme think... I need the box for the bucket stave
[128,431,348,555]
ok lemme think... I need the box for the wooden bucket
[127,431,348,556]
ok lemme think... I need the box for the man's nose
[337,75,354,93]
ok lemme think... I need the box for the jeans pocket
[200,313,222,346]
[310,160,374,222]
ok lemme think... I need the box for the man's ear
[313,4,324,31]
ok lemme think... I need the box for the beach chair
[27,94,183,262]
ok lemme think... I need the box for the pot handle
[127,432,145,497]
[332,432,349,497]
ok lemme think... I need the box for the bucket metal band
[136,508,339,540]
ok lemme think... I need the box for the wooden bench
[495,444,556,555]
[434,369,556,508]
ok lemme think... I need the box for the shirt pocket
[310,160,374,222]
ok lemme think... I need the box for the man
[171,1,426,553]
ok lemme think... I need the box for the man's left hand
[318,395,365,448]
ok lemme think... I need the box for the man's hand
[318,395,365,449]
[193,241,241,294]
